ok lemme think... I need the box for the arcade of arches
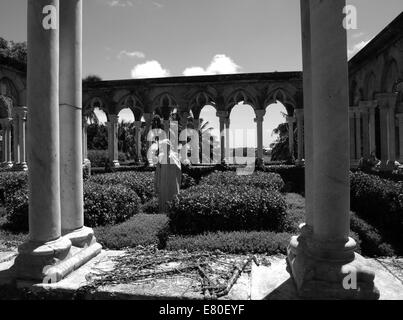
[3,0,403,299]
[3,8,403,170]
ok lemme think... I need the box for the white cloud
[107,0,133,7]
[183,54,241,76]
[131,60,170,78]
[117,50,145,59]
[348,40,370,58]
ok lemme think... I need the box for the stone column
[376,93,398,170]
[286,115,295,159]
[15,0,72,281]
[359,102,370,158]
[224,117,230,161]
[300,0,313,228]
[134,120,142,162]
[354,108,362,160]
[12,113,20,166]
[2,119,13,168]
[368,102,377,155]
[60,0,95,245]
[288,0,378,300]
[107,114,120,168]
[217,111,228,162]
[82,118,90,165]
[0,128,5,164]
[254,109,265,160]
[349,109,356,162]
[398,114,403,162]
[17,107,28,171]
[193,118,201,164]
[295,108,304,164]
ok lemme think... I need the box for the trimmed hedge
[0,172,28,205]
[168,184,287,235]
[94,214,170,249]
[89,171,155,203]
[141,198,159,215]
[350,171,403,251]
[84,182,141,227]
[263,165,305,194]
[350,212,395,257]
[87,149,127,168]
[199,171,285,191]
[166,231,292,255]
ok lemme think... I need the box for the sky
[1,0,403,148]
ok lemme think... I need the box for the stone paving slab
[1,250,403,300]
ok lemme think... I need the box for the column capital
[134,120,142,128]
[254,109,266,120]
[108,114,119,123]
[286,115,296,123]
[349,106,359,116]
[375,93,398,110]
[216,110,229,119]
[143,113,153,122]
[294,108,304,118]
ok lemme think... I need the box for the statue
[153,138,182,213]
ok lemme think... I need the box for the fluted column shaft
[254,110,265,160]
[107,114,120,168]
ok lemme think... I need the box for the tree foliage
[0,37,27,71]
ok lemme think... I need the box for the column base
[14,232,102,283]
[62,226,96,248]
[295,159,305,166]
[287,232,379,300]
[110,160,120,168]
[14,237,72,282]
[379,160,397,172]
[1,162,14,169]
[12,162,28,172]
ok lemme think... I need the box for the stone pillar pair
[106,114,120,168]
[10,107,28,171]
[398,113,403,163]
[0,118,13,168]
[217,111,229,162]
[15,0,101,282]
[376,93,398,170]
[254,109,265,160]
[288,0,378,299]
[286,115,295,160]
[358,101,377,158]
[294,108,304,164]
[134,120,142,163]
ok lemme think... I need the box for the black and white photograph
[0,0,403,312]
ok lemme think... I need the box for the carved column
[15,0,72,281]
[217,111,228,162]
[349,109,356,162]
[12,112,20,166]
[398,113,403,162]
[224,117,230,161]
[17,107,28,170]
[288,0,378,300]
[107,114,120,168]
[368,101,377,155]
[134,120,142,163]
[376,93,398,170]
[286,115,295,159]
[2,119,13,167]
[359,102,370,158]
[82,118,89,165]
[295,108,304,164]
[254,109,265,160]
[354,107,362,160]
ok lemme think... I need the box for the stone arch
[0,95,13,119]
[225,88,257,113]
[381,59,399,92]
[264,88,296,116]
[116,93,144,121]
[83,96,110,122]
[364,72,377,100]
[189,91,217,119]
[152,92,178,120]
[394,80,403,103]
[0,77,19,106]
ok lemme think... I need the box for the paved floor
[0,249,402,300]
